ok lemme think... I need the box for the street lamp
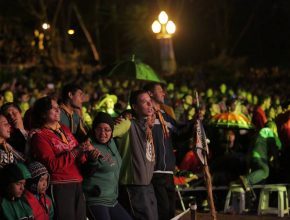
[42,22,50,30]
[152,11,177,75]
[67,29,75,35]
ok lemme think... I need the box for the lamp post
[152,11,177,75]
[42,22,50,30]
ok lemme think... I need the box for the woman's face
[94,123,112,144]
[46,100,60,123]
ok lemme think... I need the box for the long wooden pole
[203,156,217,220]
[195,91,217,220]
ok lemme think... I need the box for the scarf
[155,108,170,139]
[145,116,155,162]
[45,123,68,144]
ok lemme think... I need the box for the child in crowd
[25,161,54,220]
[0,163,33,220]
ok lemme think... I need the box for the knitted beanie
[92,112,114,131]
[27,161,50,194]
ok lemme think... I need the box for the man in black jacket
[144,83,193,220]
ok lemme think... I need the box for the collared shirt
[59,104,87,142]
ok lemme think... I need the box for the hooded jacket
[0,197,33,220]
[82,139,122,207]
[116,118,155,185]
[0,163,33,220]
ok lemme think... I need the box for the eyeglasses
[95,128,112,133]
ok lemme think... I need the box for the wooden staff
[203,151,217,220]
[195,91,217,220]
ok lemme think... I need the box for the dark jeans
[87,202,132,220]
[119,184,158,220]
[151,173,176,220]
[50,182,86,220]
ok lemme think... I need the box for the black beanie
[92,112,114,131]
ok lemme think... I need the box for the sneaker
[239,176,250,191]
[239,176,257,201]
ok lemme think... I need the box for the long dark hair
[31,96,53,128]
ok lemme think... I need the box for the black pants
[87,202,132,220]
[151,173,176,220]
[51,182,86,220]
[119,184,158,220]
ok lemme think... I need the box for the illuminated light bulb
[152,20,161,33]
[166,21,176,34]
[158,11,168,24]
[68,29,75,35]
[42,23,50,30]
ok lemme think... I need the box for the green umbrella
[107,56,165,83]
[209,112,253,129]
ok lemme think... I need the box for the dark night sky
[165,0,290,67]
[1,0,290,68]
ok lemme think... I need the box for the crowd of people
[0,71,289,220]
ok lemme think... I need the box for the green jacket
[252,127,281,160]
[0,197,33,220]
[82,139,122,207]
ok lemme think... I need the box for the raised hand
[80,139,94,152]
[88,149,102,160]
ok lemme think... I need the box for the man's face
[184,95,193,106]
[268,107,276,120]
[4,91,13,103]
[105,98,115,110]
[5,106,22,128]
[70,89,84,109]
[133,93,153,117]
[264,98,271,110]
[9,179,26,198]
[151,84,165,104]
[0,115,11,140]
